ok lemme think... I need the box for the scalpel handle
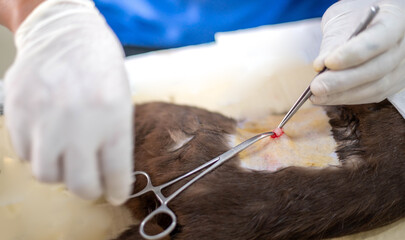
[349,5,380,39]
[278,67,328,129]
[277,86,311,129]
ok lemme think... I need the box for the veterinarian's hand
[4,0,134,205]
[311,0,405,105]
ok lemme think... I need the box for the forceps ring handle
[130,171,154,198]
[139,205,177,240]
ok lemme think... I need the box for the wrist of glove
[310,0,405,107]
[5,0,134,205]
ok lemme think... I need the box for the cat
[115,100,405,240]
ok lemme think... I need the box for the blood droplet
[271,128,284,138]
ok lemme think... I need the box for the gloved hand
[311,0,405,105]
[4,0,134,205]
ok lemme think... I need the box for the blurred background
[0,26,16,78]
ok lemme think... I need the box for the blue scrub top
[94,0,336,48]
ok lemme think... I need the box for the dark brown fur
[115,100,405,240]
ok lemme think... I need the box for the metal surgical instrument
[130,131,274,240]
[277,5,380,129]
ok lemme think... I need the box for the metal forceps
[277,5,380,129]
[131,131,275,239]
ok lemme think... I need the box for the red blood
[271,128,284,138]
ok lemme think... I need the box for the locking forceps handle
[165,131,275,202]
[132,131,275,239]
[139,205,177,240]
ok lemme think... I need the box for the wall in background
[0,26,16,78]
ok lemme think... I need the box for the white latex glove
[311,0,405,105]
[4,0,134,205]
